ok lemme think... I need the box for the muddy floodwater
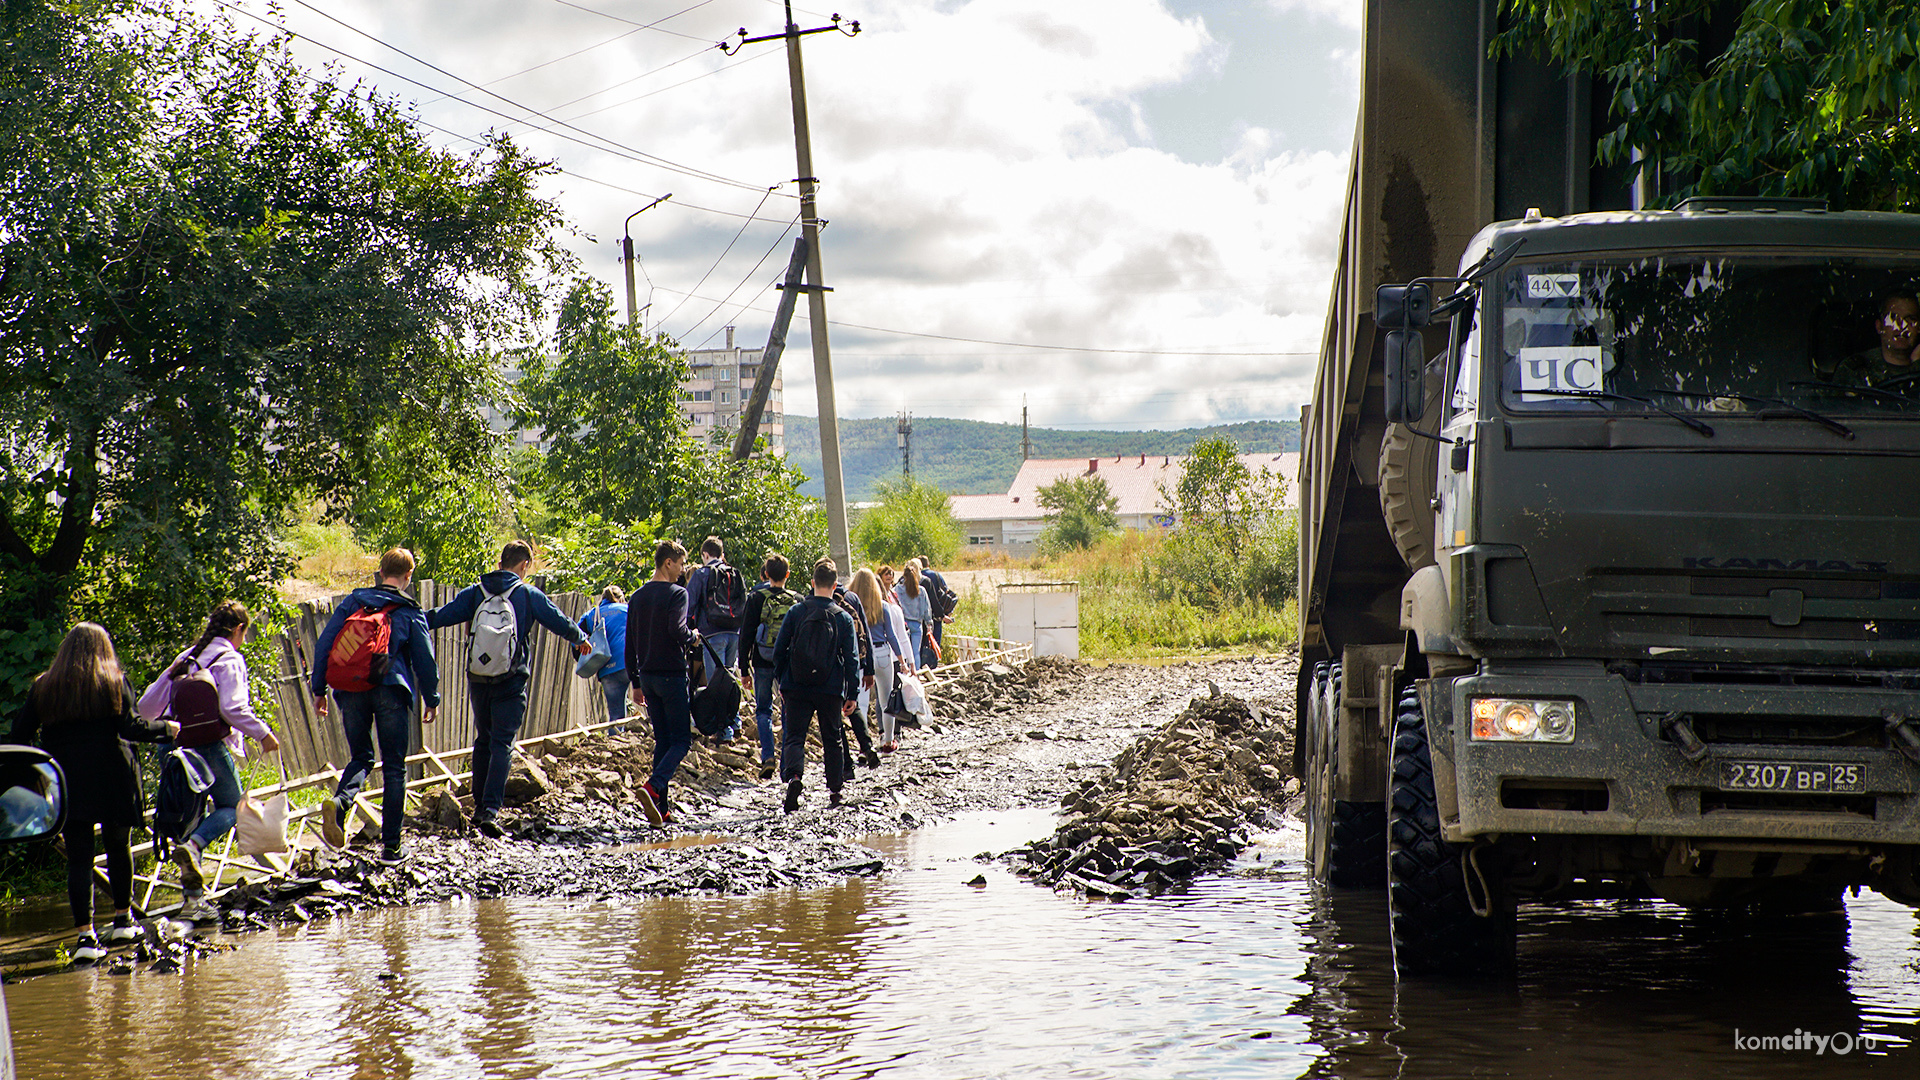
[9,810,1920,1078]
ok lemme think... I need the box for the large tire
[1306,663,1387,888]
[1387,686,1515,976]
[1378,390,1443,571]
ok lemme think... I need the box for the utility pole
[723,7,860,574]
[733,237,808,460]
[621,193,671,329]
[1022,396,1031,460]
[898,410,912,478]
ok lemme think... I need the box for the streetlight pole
[622,193,671,329]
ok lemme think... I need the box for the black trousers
[63,820,132,927]
[780,689,848,792]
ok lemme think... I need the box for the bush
[853,476,960,566]
[1037,474,1118,553]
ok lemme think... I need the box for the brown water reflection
[8,811,1920,1078]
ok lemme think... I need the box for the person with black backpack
[739,553,799,780]
[138,601,281,921]
[920,555,959,668]
[13,623,177,963]
[772,558,861,813]
[309,547,440,863]
[685,536,747,689]
[426,540,589,838]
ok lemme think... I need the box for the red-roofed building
[950,452,1297,552]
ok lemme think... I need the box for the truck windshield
[1498,256,1920,417]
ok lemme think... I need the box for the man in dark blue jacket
[773,558,861,813]
[311,547,440,862]
[427,540,589,837]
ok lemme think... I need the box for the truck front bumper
[1431,672,1920,845]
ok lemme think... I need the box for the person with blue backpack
[309,547,440,863]
[773,558,862,813]
[578,585,631,725]
[426,540,589,838]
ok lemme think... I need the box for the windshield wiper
[1789,380,1920,410]
[1519,388,1716,437]
[1654,390,1854,439]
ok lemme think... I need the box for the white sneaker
[176,896,218,924]
[103,922,143,945]
[72,934,106,963]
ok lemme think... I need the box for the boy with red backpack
[310,547,441,862]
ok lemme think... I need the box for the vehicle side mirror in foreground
[0,746,65,844]
[1384,329,1426,424]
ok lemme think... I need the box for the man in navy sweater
[773,558,861,813]
[311,547,440,862]
[625,539,698,825]
[427,540,589,837]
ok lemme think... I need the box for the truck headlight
[1471,698,1576,743]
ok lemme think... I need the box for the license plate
[1720,761,1865,794]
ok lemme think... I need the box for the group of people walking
[12,535,954,963]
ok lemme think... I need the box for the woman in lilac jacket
[139,601,280,919]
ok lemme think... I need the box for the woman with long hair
[139,600,281,920]
[871,566,919,752]
[893,560,935,678]
[13,623,178,962]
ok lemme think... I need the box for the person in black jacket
[626,538,698,825]
[773,558,861,813]
[13,623,176,963]
[310,547,441,862]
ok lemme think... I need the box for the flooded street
[9,809,1920,1079]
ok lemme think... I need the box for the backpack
[152,747,214,860]
[468,581,524,678]
[325,600,395,692]
[754,585,801,662]
[788,602,841,685]
[700,562,746,631]
[928,580,960,621]
[691,640,742,738]
[170,655,231,749]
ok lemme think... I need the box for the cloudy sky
[215,0,1361,430]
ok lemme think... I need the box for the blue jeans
[599,667,631,725]
[468,674,528,820]
[637,672,693,803]
[701,632,739,684]
[750,663,778,763]
[333,685,412,850]
[189,743,242,850]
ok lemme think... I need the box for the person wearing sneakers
[773,559,861,813]
[14,623,178,962]
[426,540,590,838]
[738,553,797,780]
[310,547,441,863]
[139,601,281,921]
[625,539,698,825]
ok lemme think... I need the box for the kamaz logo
[1685,557,1889,573]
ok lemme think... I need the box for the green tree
[853,477,961,567]
[1497,0,1920,210]
[0,0,562,698]
[348,421,512,586]
[513,280,690,526]
[662,439,828,575]
[1149,436,1296,609]
[1037,474,1119,552]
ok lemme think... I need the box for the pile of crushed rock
[1013,688,1296,899]
[924,655,1092,723]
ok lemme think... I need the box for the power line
[683,215,803,348]
[272,0,782,196]
[655,187,780,329]
[560,44,782,123]
[550,0,717,42]
[419,0,717,102]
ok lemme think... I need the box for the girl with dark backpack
[12,623,178,963]
[139,601,281,921]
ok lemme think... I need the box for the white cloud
[217,0,1355,430]
[1265,0,1363,30]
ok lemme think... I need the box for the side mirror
[1376,283,1432,330]
[0,746,65,844]
[1384,329,1426,424]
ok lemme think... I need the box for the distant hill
[781,416,1299,500]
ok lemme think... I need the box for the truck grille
[1594,571,1920,645]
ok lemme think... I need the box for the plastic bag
[576,606,613,679]
[235,792,290,857]
[896,670,929,719]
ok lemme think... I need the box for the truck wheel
[1388,686,1515,976]
[1378,393,1442,571]
[1306,663,1387,888]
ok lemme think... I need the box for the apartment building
[683,326,785,453]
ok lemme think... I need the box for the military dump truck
[1297,1,1920,975]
